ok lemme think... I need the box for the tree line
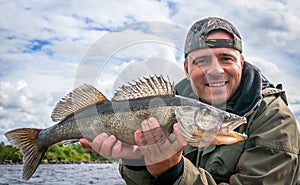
[0,141,109,164]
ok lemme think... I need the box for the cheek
[225,62,242,77]
[189,69,206,92]
[225,66,243,90]
[189,66,205,78]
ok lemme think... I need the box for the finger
[173,123,188,147]
[148,117,160,129]
[141,118,166,146]
[79,138,91,149]
[99,135,117,157]
[91,133,108,154]
[147,124,186,163]
[79,138,99,153]
[134,130,143,146]
[142,119,151,131]
[140,120,152,145]
[140,139,172,165]
[149,117,167,145]
[111,140,143,161]
[139,124,187,166]
[165,124,187,154]
[136,128,157,163]
[111,140,123,158]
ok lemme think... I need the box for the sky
[1,0,300,143]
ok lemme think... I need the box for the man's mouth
[206,82,227,87]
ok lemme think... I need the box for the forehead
[188,47,240,59]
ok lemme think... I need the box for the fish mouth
[220,117,247,134]
[214,116,248,142]
[179,117,248,147]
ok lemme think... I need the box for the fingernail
[99,133,108,138]
[109,135,115,141]
[115,140,121,146]
[142,120,148,126]
[173,123,178,130]
[80,140,91,149]
[148,117,156,123]
[135,131,141,137]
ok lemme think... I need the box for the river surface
[0,163,125,185]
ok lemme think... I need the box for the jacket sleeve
[176,157,217,185]
[229,91,300,184]
[120,157,217,185]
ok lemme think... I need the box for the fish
[5,75,247,181]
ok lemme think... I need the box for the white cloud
[0,80,55,142]
[246,57,283,84]
[73,21,187,96]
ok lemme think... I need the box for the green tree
[1,142,107,163]
[0,144,22,163]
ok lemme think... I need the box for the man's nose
[206,61,224,75]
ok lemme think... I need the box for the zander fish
[5,75,247,181]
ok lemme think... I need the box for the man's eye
[220,57,234,63]
[194,58,209,65]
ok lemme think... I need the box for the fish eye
[224,114,230,120]
[201,107,209,114]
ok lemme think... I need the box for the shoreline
[0,159,113,165]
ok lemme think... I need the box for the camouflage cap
[184,17,242,57]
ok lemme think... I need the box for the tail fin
[5,128,47,181]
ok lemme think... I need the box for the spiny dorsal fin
[51,84,107,122]
[112,75,174,101]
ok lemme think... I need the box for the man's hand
[79,134,143,160]
[79,117,187,176]
[135,117,187,177]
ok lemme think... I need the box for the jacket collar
[222,61,273,116]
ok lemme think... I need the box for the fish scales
[35,98,174,150]
[5,75,248,181]
[41,97,180,146]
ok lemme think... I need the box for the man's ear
[184,60,190,79]
[240,54,245,67]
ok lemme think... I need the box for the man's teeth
[208,82,226,87]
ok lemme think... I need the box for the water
[0,163,125,185]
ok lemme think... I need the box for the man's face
[184,31,244,105]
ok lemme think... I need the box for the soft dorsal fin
[51,84,107,122]
[112,75,174,101]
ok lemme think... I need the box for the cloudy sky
[1,0,300,143]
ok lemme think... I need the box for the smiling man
[80,17,300,184]
[185,30,244,106]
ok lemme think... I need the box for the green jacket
[120,62,300,185]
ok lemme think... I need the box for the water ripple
[0,163,125,185]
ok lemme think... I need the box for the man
[80,17,300,184]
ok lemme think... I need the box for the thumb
[134,130,143,146]
[79,138,98,153]
[79,138,92,149]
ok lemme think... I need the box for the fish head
[213,111,247,145]
[175,106,247,147]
